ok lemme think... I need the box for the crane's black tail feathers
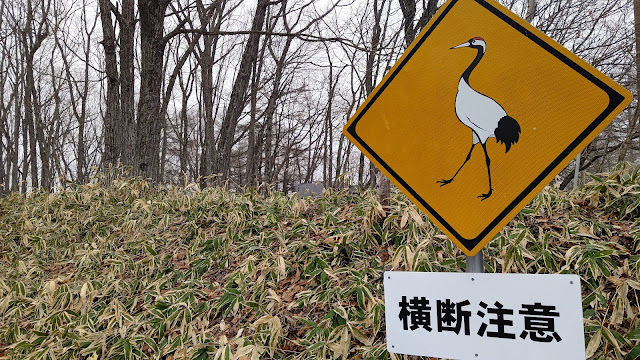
[495,116,521,153]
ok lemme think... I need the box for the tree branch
[109,2,123,25]
[165,28,369,51]
[162,15,190,45]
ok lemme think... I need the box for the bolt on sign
[342,0,632,256]
[384,272,585,359]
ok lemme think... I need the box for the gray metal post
[466,250,484,273]
[573,152,581,189]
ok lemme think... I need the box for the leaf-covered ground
[1,164,640,360]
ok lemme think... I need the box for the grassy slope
[0,164,639,360]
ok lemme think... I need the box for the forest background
[0,0,638,194]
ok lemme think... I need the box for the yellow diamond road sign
[343,0,632,256]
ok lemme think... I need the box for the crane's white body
[455,77,506,144]
[440,37,520,200]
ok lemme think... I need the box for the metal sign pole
[573,152,581,189]
[466,249,484,273]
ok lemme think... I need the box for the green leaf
[308,342,325,351]
[192,348,209,360]
[609,329,629,348]
[225,345,231,360]
[144,338,159,353]
[602,327,622,354]
[627,328,640,341]
[625,344,640,360]
[123,340,132,360]
[145,245,157,256]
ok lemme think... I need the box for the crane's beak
[450,41,470,49]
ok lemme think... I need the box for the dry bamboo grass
[0,164,639,359]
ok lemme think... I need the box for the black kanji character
[398,296,432,331]
[519,302,562,342]
[399,296,411,330]
[477,301,516,339]
[437,299,471,335]
[409,297,432,331]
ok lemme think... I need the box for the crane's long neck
[461,47,484,84]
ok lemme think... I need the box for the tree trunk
[22,0,39,190]
[247,59,260,186]
[136,0,171,181]
[323,60,335,188]
[0,127,4,194]
[368,0,387,201]
[358,153,365,186]
[77,34,90,183]
[98,0,121,169]
[0,100,5,194]
[262,36,293,184]
[197,0,222,185]
[398,0,437,48]
[11,63,20,192]
[398,0,417,48]
[24,69,37,190]
[619,0,640,162]
[48,58,62,186]
[618,110,638,162]
[120,0,135,168]
[160,124,168,182]
[21,98,28,193]
[526,0,537,23]
[179,75,191,175]
[32,77,51,191]
[215,0,270,182]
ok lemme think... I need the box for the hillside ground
[1,164,640,359]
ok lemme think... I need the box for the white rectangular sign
[384,272,585,360]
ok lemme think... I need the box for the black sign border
[345,0,626,252]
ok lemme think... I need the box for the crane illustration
[437,37,521,200]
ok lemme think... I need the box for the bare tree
[0,1,8,193]
[526,0,537,22]
[0,0,635,192]
[214,0,273,181]
[196,0,227,185]
[618,0,640,162]
[398,0,437,48]
[178,66,196,176]
[134,0,173,181]
[0,53,7,194]
[20,0,53,190]
[56,0,97,183]
[98,0,121,170]
[8,26,23,192]
[120,0,135,167]
[261,5,293,185]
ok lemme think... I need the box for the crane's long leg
[478,142,493,200]
[437,143,476,186]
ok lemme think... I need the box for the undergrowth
[0,163,639,359]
